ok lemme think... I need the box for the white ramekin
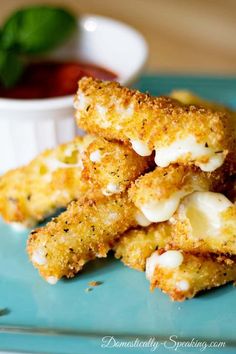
[0,15,148,172]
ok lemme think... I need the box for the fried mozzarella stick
[27,194,138,283]
[170,90,236,175]
[167,191,236,255]
[147,250,236,301]
[114,225,236,301]
[128,165,227,223]
[0,135,92,229]
[0,136,150,228]
[170,90,231,112]
[75,77,235,172]
[170,90,236,136]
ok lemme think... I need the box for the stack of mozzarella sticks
[1,77,236,301]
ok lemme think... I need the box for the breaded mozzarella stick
[170,90,231,112]
[171,90,236,174]
[114,225,236,301]
[75,77,235,172]
[147,250,236,301]
[0,136,150,228]
[27,194,138,283]
[0,135,93,228]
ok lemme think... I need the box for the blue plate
[0,75,236,354]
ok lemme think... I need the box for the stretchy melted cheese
[129,165,224,223]
[168,191,236,255]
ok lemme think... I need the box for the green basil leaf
[1,6,76,54]
[0,50,24,87]
[0,12,21,51]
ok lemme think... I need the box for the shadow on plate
[61,252,119,283]
[195,282,234,300]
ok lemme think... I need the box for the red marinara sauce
[0,61,117,99]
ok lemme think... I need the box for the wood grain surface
[1,0,236,74]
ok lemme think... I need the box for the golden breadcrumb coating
[130,165,209,204]
[167,191,236,255]
[75,77,235,172]
[148,249,236,301]
[0,135,92,228]
[82,136,152,197]
[114,225,236,301]
[0,135,150,227]
[27,194,138,283]
[114,228,154,271]
[170,90,230,112]
[170,90,236,126]
[170,90,236,165]
[128,165,227,223]
[114,225,169,271]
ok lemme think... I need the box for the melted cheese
[74,92,89,110]
[43,136,96,182]
[96,105,111,128]
[116,103,134,117]
[115,124,122,131]
[51,190,70,202]
[154,135,224,172]
[45,158,83,173]
[156,250,183,268]
[182,191,233,237]
[90,150,101,162]
[32,248,47,265]
[146,252,160,280]
[108,212,118,220]
[176,280,190,291]
[46,276,58,285]
[135,210,152,227]
[114,104,134,130]
[64,135,95,157]
[102,183,121,196]
[105,212,118,225]
[197,154,225,172]
[130,139,152,157]
[146,250,184,280]
[139,190,190,223]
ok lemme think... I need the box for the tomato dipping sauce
[0,61,117,99]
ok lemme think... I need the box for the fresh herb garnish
[0,6,77,88]
[1,6,77,53]
[0,50,24,87]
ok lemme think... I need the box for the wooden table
[1,0,236,74]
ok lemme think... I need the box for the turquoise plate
[0,75,236,354]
